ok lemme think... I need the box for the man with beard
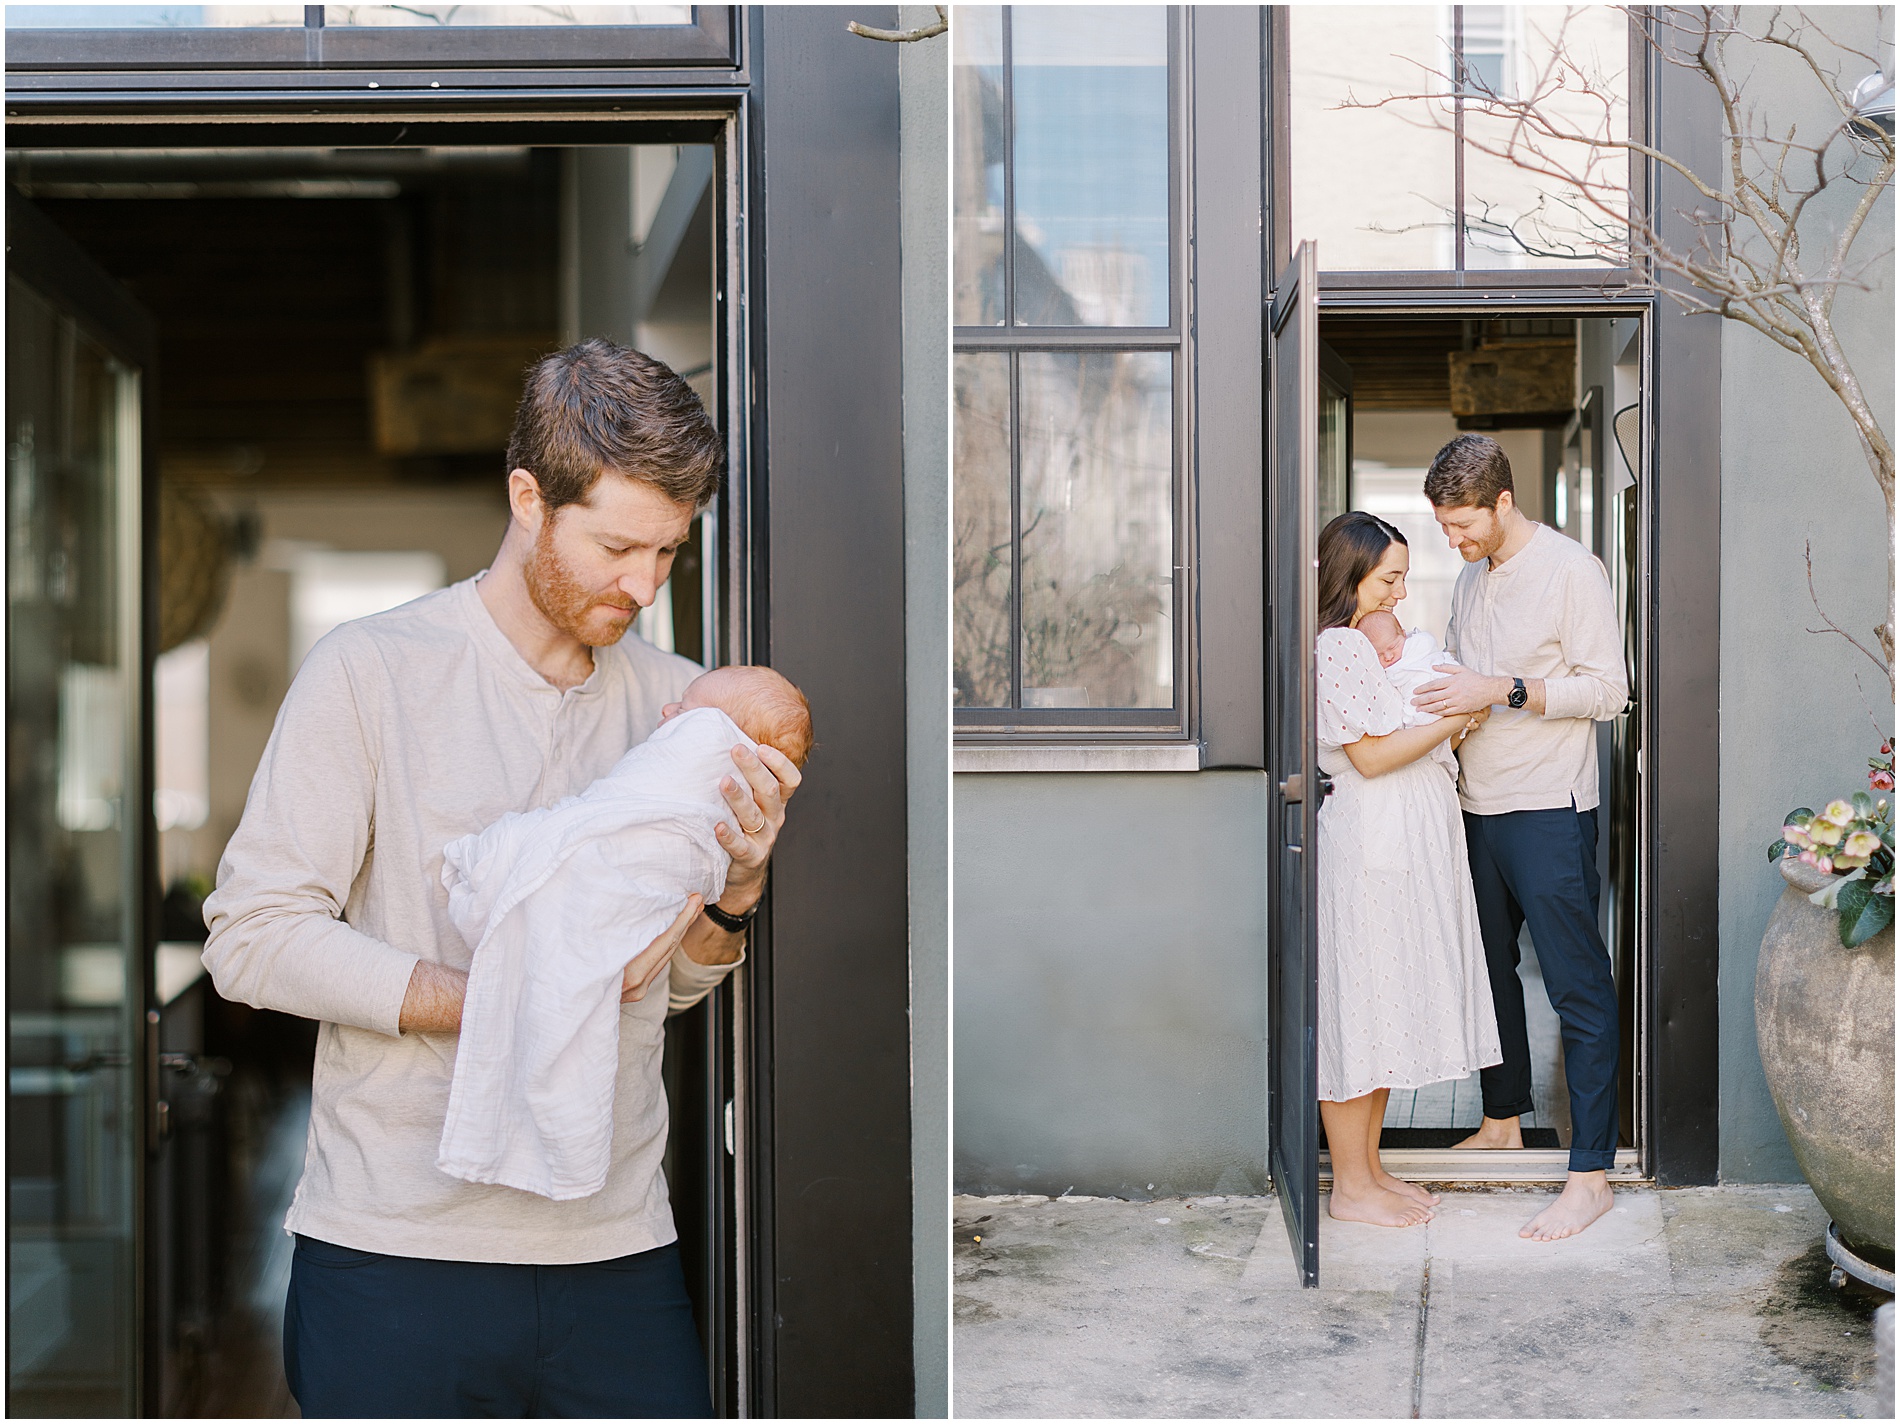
[203,341,798,1416]
[1409,433,1628,1243]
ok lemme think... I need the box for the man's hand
[1413,666,1543,718]
[676,744,802,970]
[622,895,701,1003]
[710,743,802,916]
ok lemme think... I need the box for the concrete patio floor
[954,1186,1887,1418]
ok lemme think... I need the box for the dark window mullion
[1454,4,1466,273]
[1008,350,1023,712]
[1002,5,1016,330]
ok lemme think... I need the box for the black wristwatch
[703,898,759,934]
[1506,677,1528,710]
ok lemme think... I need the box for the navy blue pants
[1464,806,1620,1174]
[284,1236,712,1418]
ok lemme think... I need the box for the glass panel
[1018,350,1173,709]
[1463,6,1630,269]
[953,5,1007,327]
[324,5,692,25]
[1318,384,1350,530]
[7,278,141,1417]
[6,3,691,25]
[1010,6,1169,327]
[7,5,303,24]
[1289,6,1458,271]
[953,353,1013,708]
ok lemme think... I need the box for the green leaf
[1768,839,1790,863]
[1787,807,1815,827]
[1854,791,1876,819]
[1837,878,1895,948]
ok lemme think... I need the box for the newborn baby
[437,665,811,1201]
[1357,610,1462,773]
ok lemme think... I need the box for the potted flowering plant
[1756,741,1896,1267]
[1769,742,1896,947]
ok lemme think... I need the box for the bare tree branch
[848,6,946,43]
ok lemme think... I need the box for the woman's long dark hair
[1317,511,1406,632]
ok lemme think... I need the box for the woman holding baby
[1313,511,1502,1228]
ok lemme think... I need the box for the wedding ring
[745,817,767,836]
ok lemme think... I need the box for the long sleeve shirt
[201,575,739,1264]
[1445,522,1629,816]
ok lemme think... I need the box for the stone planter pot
[1756,858,1895,1256]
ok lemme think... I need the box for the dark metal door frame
[1265,240,1321,1288]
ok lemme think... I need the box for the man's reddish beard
[524,515,637,647]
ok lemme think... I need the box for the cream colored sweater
[202,576,739,1264]
[1445,522,1630,816]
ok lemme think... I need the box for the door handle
[1317,772,1334,804]
[1279,773,1304,803]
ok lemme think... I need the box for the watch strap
[703,899,758,934]
[1508,676,1527,708]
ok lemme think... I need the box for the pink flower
[1824,799,1855,823]
[1783,824,1813,848]
[1815,854,1835,873]
[1873,769,1895,792]
[1843,830,1881,860]
[1809,819,1846,847]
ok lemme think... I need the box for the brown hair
[1423,432,1514,511]
[505,339,724,515]
[1317,511,1406,632]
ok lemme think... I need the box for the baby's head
[665,665,813,768]
[1357,611,1406,668]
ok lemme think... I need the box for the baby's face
[1360,617,1404,668]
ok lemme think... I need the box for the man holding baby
[1412,433,1630,1241]
[203,341,797,1416]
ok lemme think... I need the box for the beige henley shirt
[1444,522,1630,816]
[202,575,740,1264]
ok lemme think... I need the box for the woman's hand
[712,744,802,915]
[622,895,702,1003]
[1451,705,1490,751]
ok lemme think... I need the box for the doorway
[6,138,732,1415]
[1315,310,1646,1184]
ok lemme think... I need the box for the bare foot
[1453,1115,1524,1150]
[1519,1172,1613,1241]
[1329,1184,1433,1228]
[1371,1168,1440,1207]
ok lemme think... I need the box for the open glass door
[6,200,154,1414]
[1266,241,1320,1287]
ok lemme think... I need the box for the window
[1286,5,1631,272]
[954,5,1184,736]
[5,4,730,70]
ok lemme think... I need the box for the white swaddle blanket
[436,706,750,1201]
[1383,628,1463,775]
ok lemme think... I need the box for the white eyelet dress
[1314,627,1502,1102]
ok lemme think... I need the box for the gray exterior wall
[954,772,1269,1198]
[1715,10,1894,1183]
[898,6,950,1414]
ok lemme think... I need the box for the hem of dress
[1319,1056,1503,1104]
[283,1202,678,1265]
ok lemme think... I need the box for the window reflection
[1011,6,1170,327]
[953,354,1013,707]
[1463,6,1630,269]
[954,6,1007,327]
[4,3,690,24]
[1018,351,1172,709]
[1290,5,1628,272]
[1289,6,1457,271]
